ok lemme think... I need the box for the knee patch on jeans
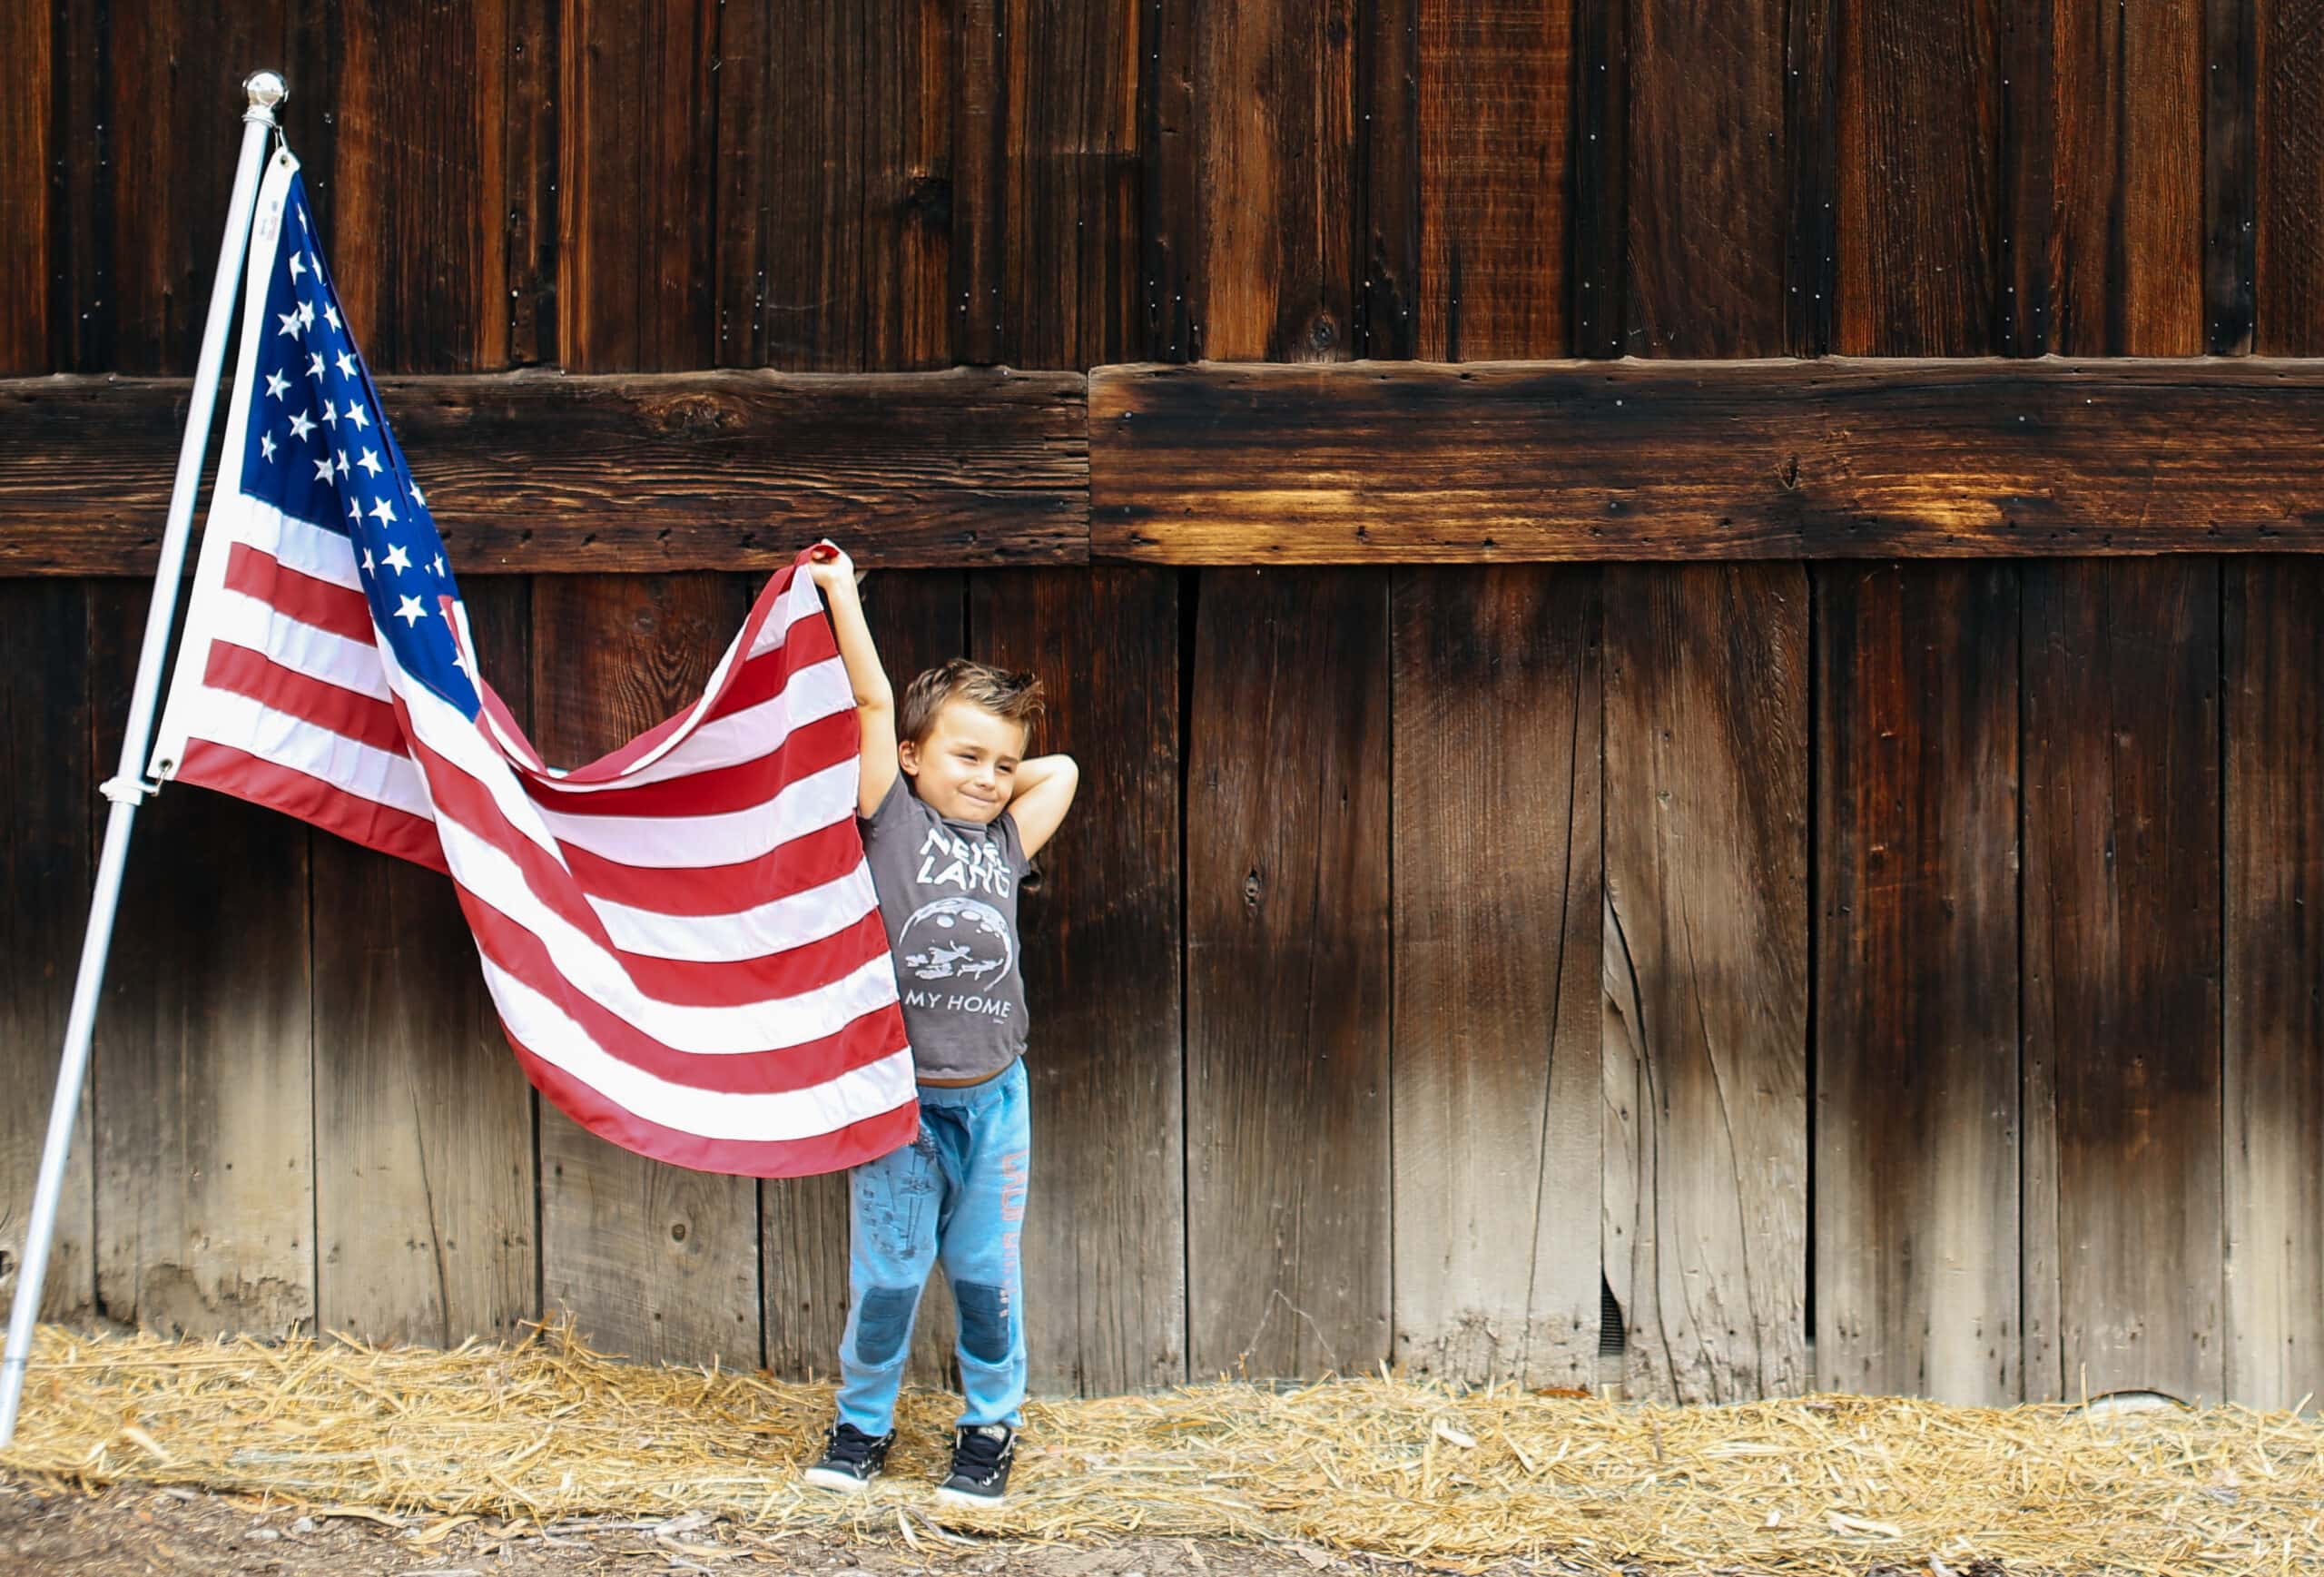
[953,1282,1010,1365]
[853,1286,921,1366]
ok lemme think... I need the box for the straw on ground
[2,1319,2319,1575]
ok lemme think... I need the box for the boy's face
[899,699,1029,824]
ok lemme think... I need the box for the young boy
[799,544,1079,1506]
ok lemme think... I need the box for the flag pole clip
[98,774,159,806]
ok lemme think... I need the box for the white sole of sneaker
[933,1485,1003,1509]
[803,1467,875,1494]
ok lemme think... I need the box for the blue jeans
[835,1059,1030,1434]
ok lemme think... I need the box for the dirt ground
[0,1474,1531,1577]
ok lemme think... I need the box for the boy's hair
[897,658,1045,752]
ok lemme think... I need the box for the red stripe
[176,740,445,872]
[518,709,857,818]
[202,640,406,754]
[224,541,373,643]
[503,1031,919,1177]
[476,675,544,769]
[557,820,866,916]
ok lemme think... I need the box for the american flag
[149,146,917,1178]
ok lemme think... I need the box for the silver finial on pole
[243,70,288,125]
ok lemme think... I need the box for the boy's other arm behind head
[805,547,899,817]
[1008,754,1079,859]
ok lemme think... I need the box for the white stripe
[241,506,364,591]
[532,757,858,869]
[441,800,899,1051]
[207,585,391,700]
[486,965,915,1140]
[589,863,881,962]
[175,686,435,822]
[517,654,854,794]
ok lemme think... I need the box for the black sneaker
[936,1423,1016,1506]
[803,1421,894,1493]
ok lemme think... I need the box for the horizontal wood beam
[1092,357,2324,560]
[0,368,1088,575]
[11,357,2324,574]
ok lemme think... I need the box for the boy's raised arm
[806,545,899,818]
[1008,754,1079,859]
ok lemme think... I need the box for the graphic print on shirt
[915,821,1014,899]
[898,896,1018,1018]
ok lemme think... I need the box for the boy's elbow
[857,685,895,714]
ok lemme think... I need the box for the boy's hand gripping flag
[149,147,917,1177]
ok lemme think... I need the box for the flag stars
[305,351,325,380]
[298,300,315,331]
[323,302,341,332]
[335,449,350,478]
[334,349,358,379]
[264,370,290,400]
[259,430,277,461]
[394,595,427,627]
[345,401,370,431]
[313,456,335,482]
[370,498,398,526]
[359,546,375,574]
[430,555,445,577]
[287,409,316,441]
[383,543,412,575]
[276,310,301,339]
[288,251,306,279]
[357,448,383,477]
[411,484,427,507]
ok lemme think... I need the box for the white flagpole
[0,69,289,1451]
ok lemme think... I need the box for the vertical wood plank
[2226,3,2324,1409]
[90,581,315,1336]
[1627,0,1790,359]
[1187,568,1391,1378]
[2022,560,2222,1403]
[290,0,514,374]
[506,0,562,367]
[313,579,537,1345]
[762,571,964,1389]
[1821,1,2021,1405]
[557,0,717,371]
[1837,0,2000,359]
[2222,557,2324,1410]
[1178,0,1361,361]
[969,567,1185,1394]
[531,573,761,1365]
[1602,563,1808,1404]
[103,5,290,374]
[1390,567,1600,1387]
[1605,0,1809,1406]
[1813,563,2020,1403]
[0,0,46,370]
[717,0,951,370]
[1413,3,1569,360]
[0,584,95,1326]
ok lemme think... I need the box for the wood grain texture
[716,0,951,371]
[556,0,717,371]
[2256,0,2324,354]
[1629,0,1789,359]
[1390,567,1600,1387]
[1837,0,2001,359]
[1087,357,2324,563]
[2021,559,2223,1404]
[0,0,45,370]
[1410,2,1568,360]
[970,567,1186,1394]
[531,573,762,1366]
[0,584,95,1325]
[312,579,537,1345]
[1167,0,1361,362]
[2222,557,2324,1410]
[289,0,515,374]
[1186,568,1392,1379]
[0,370,1088,575]
[1602,564,1808,1404]
[1813,562,2020,1403]
[761,572,965,1392]
[90,582,316,1336]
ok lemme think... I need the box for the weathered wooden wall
[3,0,2320,1410]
